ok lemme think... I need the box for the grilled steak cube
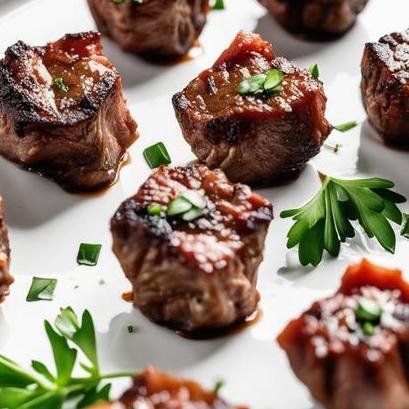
[278,259,409,409]
[361,29,409,148]
[172,31,330,186]
[0,32,138,192]
[87,0,209,59]
[258,0,369,40]
[87,366,247,409]
[0,196,13,302]
[111,164,273,333]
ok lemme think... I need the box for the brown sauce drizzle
[122,290,134,303]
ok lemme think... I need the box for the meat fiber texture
[0,196,13,303]
[173,31,330,186]
[87,366,247,409]
[361,29,409,148]
[111,164,273,334]
[258,0,369,40]
[278,259,409,409]
[0,32,138,191]
[87,0,209,59]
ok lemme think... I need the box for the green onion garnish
[309,64,319,79]
[147,203,164,216]
[213,379,226,394]
[181,190,206,209]
[212,0,225,10]
[26,277,57,302]
[77,243,102,266]
[166,190,206,221]
[355,299,382,322]
[238,69,283,96]
[264,69,283,92]
[182,207,204,221]
[143,142,172,169]
[333,121,358,132]
[54,77,69,93]
[167,197,193,217]
[362,321,375,336]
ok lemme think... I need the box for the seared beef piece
[172,32,330,186]
[0,32,138,192]
[278,259,409,409]
[111,164,273,333]
[0,196,13,302]
[258,0,369,40]
[361,29,409,148]
[87,366,247,409]
[87,0,209,59]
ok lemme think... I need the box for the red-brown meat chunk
[0,196,13,302]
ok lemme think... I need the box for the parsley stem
[99,370,141,380]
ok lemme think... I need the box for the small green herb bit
[213,378,226,394]
[167,190,206,221]
[167,196,193,217]
[77,243,102,266]
[362,321,376,336]
[309,64,319,79]
[54,77,69,93]
[147,203,164,216]
[26,277,57,302]
[237,69,283,96]
[356,299,382,322]
[212,0,225,9]
[143,142,172,169]
[281,176,407,266]
[333,121,358,132]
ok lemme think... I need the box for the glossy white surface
[0,0,408,408]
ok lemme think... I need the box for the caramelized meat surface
[258,0,369,39]
[0,196,13,302]
[278,259,409,409]
[172,32,330,186]
[87,0,209,59]
[88,367,247,409]
[361,29,409,148]
[111,164,273,333]
[0,32,138,191]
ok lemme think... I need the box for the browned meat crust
[172,31,330,186]
[278,259,409,409]
[0,32,138,192]
[361,29,409,148]
[0,196,13,303]
[111,164,273,333]
[87,0,209,59]
[258,0,369,40]
[87,366,247,409]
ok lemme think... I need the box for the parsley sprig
[281,176,407,266]
[0,308,138,408]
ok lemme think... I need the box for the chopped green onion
[54,77,69,93]
[26,277,57,302]
[77,243,102,266]
[127,325,136,333]
[362,321,375,336]
[264,69,283,92]
[212,0,225,9]
[147,203,164,216]
[238,69,283,96]
[182,207,204,221]
[167,197,193,217]
[309,64,319,79]
[143,142,171,169]
[333,121,358,132]
[213,379,226,394]
[355,299,382,322]
[181,190,206,209]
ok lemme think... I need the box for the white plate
[0,0,409,408]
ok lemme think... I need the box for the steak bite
[87,0,209,59]
[258,0,369,40]
[278,259,409,409]
[87,366,247,409]
[0,32,138,192]
[111,164,273,333]
[0,196,13,302]
[172,32,330,186]
[361,29,409,148]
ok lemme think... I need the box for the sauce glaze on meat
[0,32,138,191]
[361,29,409,148]
[258,0,369,40]
[87,366,247,409]
[278,259,409,409]
[0,196,13,302]
[173,31,330,186]
[111,164,273,333]
[87,0,209,59]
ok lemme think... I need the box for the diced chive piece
[54,77,69,93]
[213,379,226,394]
[143,142,171,169]
[248,73,267,93]
[401,213,409,238]
[212,0,225,9]
[237,79,251,95]
[77,243,102,266]
[181,190,206,209]
[264,69,283,92]
[355,299,382,322]
[362,321,375,336]
[26,277,57,302]
[182,207,204,221]
[167,197,192,217]
[333,121,358,132]
[127,325,136,333]
[147,203,164,216]
[309,64,319,79]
